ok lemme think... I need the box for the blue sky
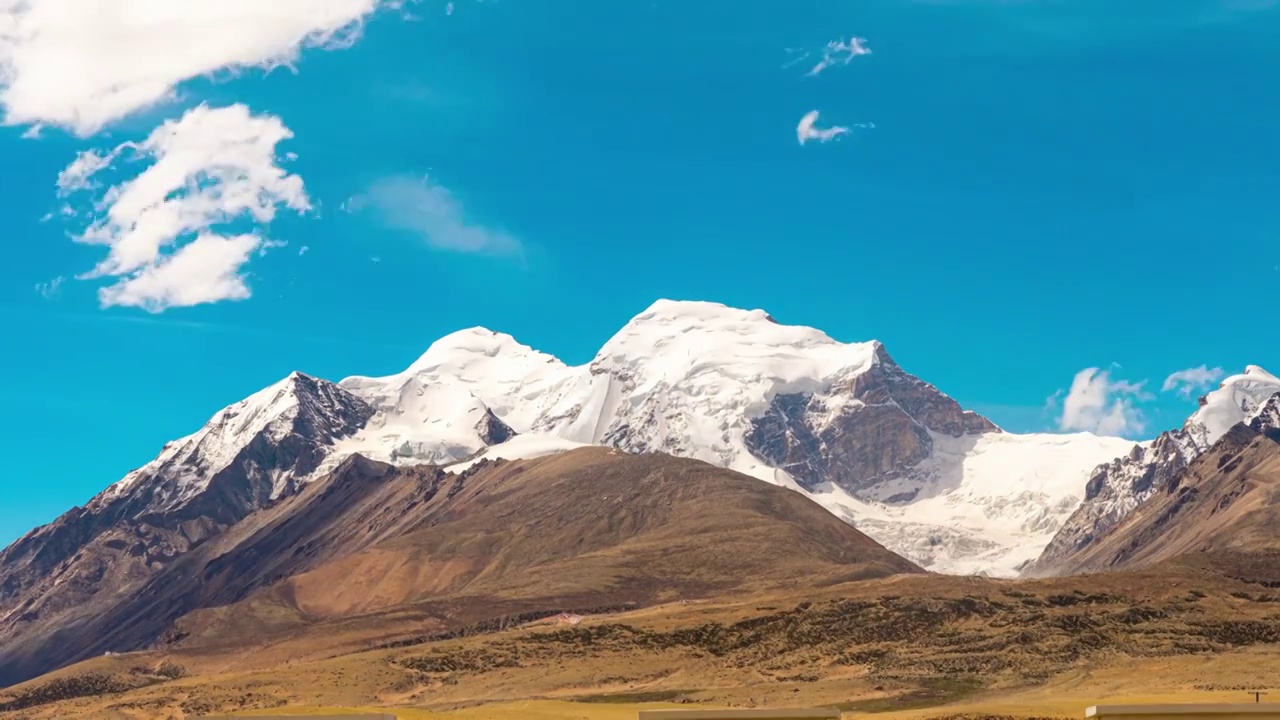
[1,0,1278,546]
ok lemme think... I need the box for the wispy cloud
[797,110,872,145]
[1050,366,1153,437]
[57,104,310,312]
[785,37,871,77]
[34,276,65,299]
[806,37,872,76]
[346,175,522,257]
[1162,365,1225,399]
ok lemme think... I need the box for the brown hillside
[171,447,920,650]
[0,447,918,687]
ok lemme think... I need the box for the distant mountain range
[2,299,1277,688]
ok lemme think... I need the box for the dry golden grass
[8,449,1280,719]
[6,566,1280,720]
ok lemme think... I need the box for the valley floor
[4,564,1280,720]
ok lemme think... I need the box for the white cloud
[34,275,64,299]
[99,233,264,310]
[1054,367,1152,437]
[1162,365,1225,399]
[0,0,389,135]
[796,110,849,145]
[347,175,521,256]
[805,37,871,76]
[58,103,309,312]
[56,149,113,193]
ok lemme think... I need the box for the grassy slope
[6,565,1280,720]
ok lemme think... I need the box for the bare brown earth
[165,447,920,656]
[0,448,917,688]
[4,560,1280,719]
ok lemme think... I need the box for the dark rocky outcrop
[0,374,374,688]
[745,344,997,492]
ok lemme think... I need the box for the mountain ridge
[5,300,1135,588]
[1028,367,1280,576]
[0,447,919,687]
[1032,420,1280,577]
[338,300,1134,575]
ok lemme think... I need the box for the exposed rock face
[1035,422,1280,576]
[107,372,377,520]
[745,345,997,493]
[0,374,375,687]
[475,409,516,447]
[1029,391,1280,577]
[1028,429,1199,576]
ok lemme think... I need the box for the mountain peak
[598,299,878,381]
[632,299,779,326]
[1188,364,1280,447]
[101,372,374,513]
[382,327,565,385]
[410,326,530,366]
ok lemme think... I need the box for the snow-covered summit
[101,372,374,514]
[76,299,1143,577]
[404,327,565,380]
[332,299,1130,575]
[1187,365,1280,446]
[592,300,881,405]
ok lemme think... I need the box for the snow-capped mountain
[99,372,375,517]
[1028,365,1280,576]
[0,373,377,684]
[3,300,1137,598]
[336,300,1134,575]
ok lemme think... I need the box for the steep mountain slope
[0,448,919,687]
[1029,367,1280,576]
[1038,422,1280,576]
[0,373,374,685]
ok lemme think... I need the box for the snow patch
[445,435,591,474]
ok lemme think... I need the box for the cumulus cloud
[1053,367,1152,437]
[796,110,870,145]
[347,175,521,256]
[0,0,390,135]
[57,103,310,312]
[1162,365,1225,399]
